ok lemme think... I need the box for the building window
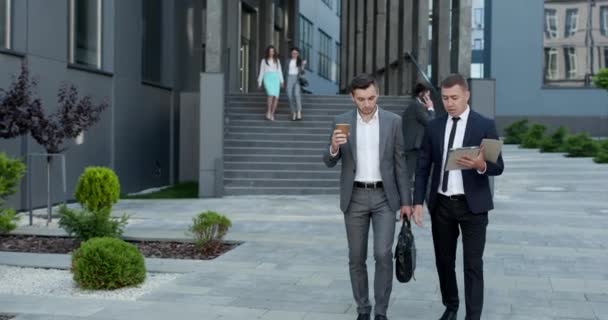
[471,63,484,79]
[544,1,602,87]
[544,9,557,39]
[473,38,483,50]
[69,0,102,69]
[564,47,577,79]
[334,42,340,84]
[142,0,162,83]
[473,8,483,29]
[322,0,333,9]
[601,6,608,36]
[0,0,10,49]
[565,8,578,38]
[544,47,558,80]
[299,15,313,71]
[318,29,331,80]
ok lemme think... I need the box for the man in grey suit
[323,74,412,320]
[402,83,436,184]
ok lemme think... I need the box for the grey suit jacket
[322,108,411,213]
[402,100,435,151]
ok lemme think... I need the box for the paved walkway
[1,145,608,319]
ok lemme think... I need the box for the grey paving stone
[3,146,608,319]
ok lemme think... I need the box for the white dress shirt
[257,59,284,86]
[288,59,300,75]
[438,106,470,196]
[354,108,382,182]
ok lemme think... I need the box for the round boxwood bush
[594,140,608,164]
[72,237,145,290]
[75,167,120,212]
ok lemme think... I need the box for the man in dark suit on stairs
[411,74,504,320]
[402,83,436,185]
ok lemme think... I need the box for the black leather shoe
[356,314,370,320]
[374,315,388,320]
[439,309,457,320]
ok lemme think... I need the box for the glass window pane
[0,0,7,48]
[142,0,162,82]
[299,15,313,71]
[544,1,592,87]
[74,0,99,67]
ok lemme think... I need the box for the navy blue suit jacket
[414,110,504,214]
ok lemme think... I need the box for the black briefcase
[395,218,416,283]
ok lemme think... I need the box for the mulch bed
[0,234,240,260]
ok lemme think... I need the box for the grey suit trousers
[286,74,302,113]
[344,186,396,316]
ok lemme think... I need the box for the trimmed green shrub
[564,133,600,157]
[75,167,120,212]
[58,205,128,241]
[593,68,608,89]
[72,237,145,290]
[503,119,529,144]
[0,209,19,234]
[189,211,232,249]
[0,153,26,234]
[539,126,568,153]
[520,124,547,149]
[594,140,608,163]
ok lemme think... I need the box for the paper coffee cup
[335,123,350,135]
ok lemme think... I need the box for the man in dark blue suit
[410,74,504,320]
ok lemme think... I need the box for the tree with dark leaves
[0,63,43,139]
[1,63,109,154]
[30,84,109,155]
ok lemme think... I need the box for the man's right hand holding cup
[330,125,349,154]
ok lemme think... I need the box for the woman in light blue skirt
[257,45,284,121]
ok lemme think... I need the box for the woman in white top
[257,45,284,121]
[286,47,306,121]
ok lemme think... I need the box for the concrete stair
[223,93,413,195]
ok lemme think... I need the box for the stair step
[227,119,332,127]
[224,169,340,179]
[225,139,326,148]
[225,161,338,171]
[226,132,328,141]
[225,154,326,162]
[227,126,331,134]
[224,186,340,195]
[224,146,327,156]
[224,178,339,188]
[226,108,405,117]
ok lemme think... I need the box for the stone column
[413,0,430,87]
[364,0,376,74]
[375,0,387,90]
[347,0,356,83]
[205,0,223,72]
[451,0,472,78]
[340,0,349,91]
[355,0,365,75]
[400,0,415,95]
[431,0,450,85]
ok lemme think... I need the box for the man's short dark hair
[349,74,378,94]
[441,73,469,91]
[413,83,430,97]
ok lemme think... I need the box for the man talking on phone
[402,83,436,186]
[323,74,412,320]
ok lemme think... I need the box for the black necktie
[442,117,461,192]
